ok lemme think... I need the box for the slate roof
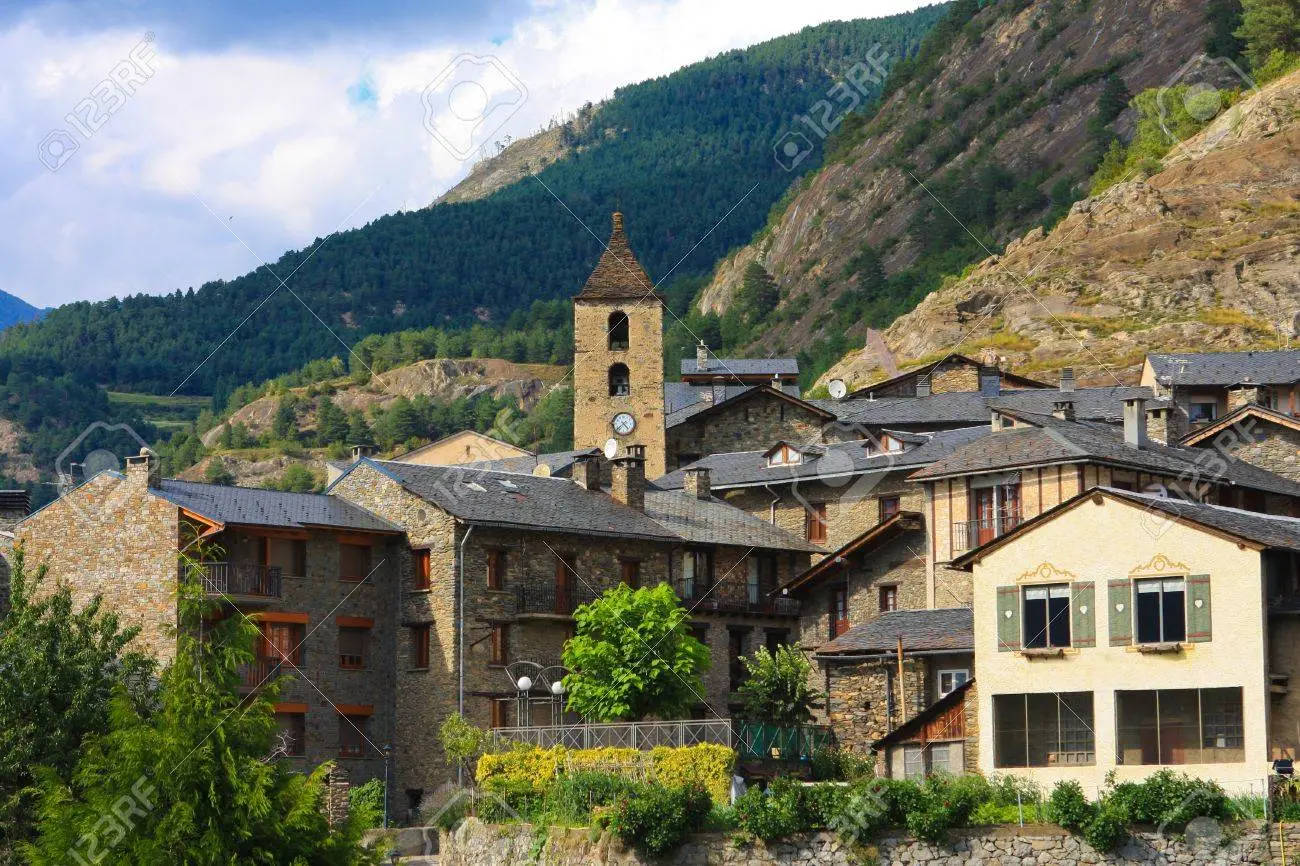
[663,382,805,428]
[654,425,991,490]
[680,357,799,377]
[644,489,822,552]
[817,386,1158,428]
[575,213,662,301]
[847,353,1051,397]
[1180,402,1300,446]
[909,412,1300,497]
[779,513,924,595]
[816,608,974,656]
[460,448,602,478]
[1147,350,1300,387]
[154,480,399,533]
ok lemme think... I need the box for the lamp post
[516,675,533,727]
[382,743,392,829]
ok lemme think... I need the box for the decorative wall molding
[1016,562,1079,584]
[1129,554,1189,577]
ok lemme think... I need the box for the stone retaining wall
[440,818,1300,865]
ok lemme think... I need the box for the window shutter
[1071,581,1095,648]
[1187,574,1212,642]
[1108,579,1132,646]
[996,586,1019,651]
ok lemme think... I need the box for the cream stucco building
[955,486,1300,794]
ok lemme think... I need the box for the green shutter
[1108,579,1132,646]
[1187,574,1212,642]
[1072,581,1096,648]
[996,585,1019,652]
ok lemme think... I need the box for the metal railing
[952,511,1023,552]
[735,722,835,762]
[490,718,735,751]
[674,580,801,617]
[515,582,604,616]
[198,562,283,598]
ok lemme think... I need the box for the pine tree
[316,396,349,446]
[1236,0,1300,68]
[271,397,298,442]
[24,550,380,865]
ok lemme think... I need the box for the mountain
[689,0,1219,382]
[0,290,47,329]
[819,65,1300,389]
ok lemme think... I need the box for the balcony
[514,580,800,618]
[515,582,604,617]
[674,580,800,617]
[198,562,283,600]
[238,655,287,692]
[952,511,1023,553]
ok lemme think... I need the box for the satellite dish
[603,438,619,460]
[828,379,847,400]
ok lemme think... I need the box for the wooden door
[975,488,996,545]
[554,554,574,614]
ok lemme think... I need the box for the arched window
[607,311,629,350]
[609,363,630,397]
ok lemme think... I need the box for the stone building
[17,449,406,784]
[1181,402,1300,483]
[844,352,1052,399]
[1142,349,1300,439]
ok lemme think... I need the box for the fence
[735,721,835,762]
[488,718,834,761]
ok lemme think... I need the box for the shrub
[479,777,549,823]
[833,780,893,845]
[476,744,563,796]
[549,772,639,824]
[1105,770,1231,828]
[970,801,1044,824]
[1046,780,1093,831]
[348,778,386,828]
[1084,800,1128,853]
[650,743,735,804]
[734,778,803,840]
[810,746,873,782]
[905,796,954,843]
[607,783,711,856]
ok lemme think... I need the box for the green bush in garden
[1083,800,1129,853]
[1045,781,1093,831]
[604,782,712,856]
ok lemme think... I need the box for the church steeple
[575,212,663,301]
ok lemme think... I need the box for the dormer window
[767,444,801,467]
[607,311,629,350]
[609,363,630,397]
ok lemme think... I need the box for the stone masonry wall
[666,396,827,471]
[442,819,1297,866]
[1225,421,1300,483]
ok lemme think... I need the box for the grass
[1197,307,1274,333]
[107,390,210,429]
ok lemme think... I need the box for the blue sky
[1,0,926,308]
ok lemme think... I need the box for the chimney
[573,454,601,490]
[683,467,711,500]
[1123,397,1148,449]
[124,447,161,489]
[1052,399,1076,421]
[979,347,1001,368]
[916,375,932,397]
[696,341,709,371]
[1059,367,1076,393]
[711,377,726,406]
[990,409,1006,431]
[611,455,646,511]
[1146,406,1171,445]
[0,490,30,532]
[351,444,377,461]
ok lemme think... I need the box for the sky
[2,0,928,309]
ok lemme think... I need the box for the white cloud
[0,0,927,307]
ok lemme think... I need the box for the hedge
[476,743,735,804]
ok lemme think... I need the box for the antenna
[828,379,847,400]
[603,438,619,460]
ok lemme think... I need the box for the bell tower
[572,212,666,478]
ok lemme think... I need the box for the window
[1022,584,1071,649]
[938,669,969,698]
[901,742,963,780]
[747,555,777,606]
[414,549,431,589]
[879,585,898,613]
[339,627,367,669]
[879,496,901,522]
[411,624,430,669]
[1116,687,1243,765]
[607,311,629,350]
[608,363,630,397]
[765,629,789,654]
[993,692,1095,767]
[490,625,508,666]
[620,559,640,588]
[274,710,305,757]
[830,585,849,637]
[338,713,369,758]
[969,480,1022,547]
[766,444,801,466]
[681,549,713,599]
[728,629,747,692]
[1189,401,1218,423]
[805,502,828,542]
[265,538,307,576]
[339,543,371,582]
[490,699,509,729]
[262,621,304,665]
[486,549,505,590]
[1135,577,1186,644]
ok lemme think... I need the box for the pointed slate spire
[575,212,662,301]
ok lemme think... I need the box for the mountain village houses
[7,212,1300,809]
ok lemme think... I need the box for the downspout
[762,484,781,524]
[456,522,474,787]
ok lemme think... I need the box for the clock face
[612,412,636,435]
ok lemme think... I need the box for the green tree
[264,464,321,493]
[271,396,298,441]
[316,396,349,446]
[1236,0,1300,68]
[203,460,235,486]
[24,553,379,865]
[0,549,154,864]
[345,411,372,448]
[735,262,780,323]
[734,644,823,729]
[561,583,710,722]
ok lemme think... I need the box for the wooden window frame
[879,495,901,522]
[490,698,508,729]
[879,584,898,613]
[274,708,307,757]
[620,558,640,588]
[411,623,431,669]
[489,624,508,667]
[487,549,506,590]
[805,502,828,543]
[338,712,370,758]
[339,542,372,583]
[829,585,849,637]
[414,549,432,589]
[338,626,368,670]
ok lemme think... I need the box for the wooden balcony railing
[198,562,283,599]
[952,511,1024,552]
[514,579,800,618]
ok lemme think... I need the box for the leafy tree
[263,464,321,493]
[203,460,235,486]
[1206,0,1246,58]
[735,644,823,729]
[24,554,380,865]
[316,396,349,446]
[561,583,710,722]
[0,549,154,864]
[1236,0,1300,68]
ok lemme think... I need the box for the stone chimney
[0,490,29,533]
[1228,384,1262,411]
[611,454,646,512]
[683,467,711,500]
[124,447,161,488]
[1123,397,1148,449]
[696,341,709,371]
[1146,406,1173,445]
[1059,368,1076,393]
[916,375,932,397]
[573,454,601,490]
[1052,399,1076,421]
[324,766,351,827]
[979,347,1001,368]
